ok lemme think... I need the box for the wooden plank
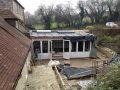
[54,66,67,90]
[30,60,35,66]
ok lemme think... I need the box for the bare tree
[54,2,77,29]
[35,4,54,29]
[77,0,85,24]
[106,0,115,21]
[85,0,107,24]
[111,0,119,21]
[54,4,64,28]
[24,11,38,25]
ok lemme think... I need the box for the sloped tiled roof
[0,8,18,19]
[0,15,31,90]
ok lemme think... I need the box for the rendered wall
[15,51,31,90]
[12,0,24,21]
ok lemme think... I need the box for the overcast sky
[17,0,80,14]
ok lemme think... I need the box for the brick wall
[6,20,16,27]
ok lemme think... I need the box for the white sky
[17,0,80,14]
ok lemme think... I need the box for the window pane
[52,40,63,53]
[85,41,90,51]
[71,42,76,52]
[78,41,83,52]
[64,41,69,52]
[42,41,48,53]
[33,41,41,53]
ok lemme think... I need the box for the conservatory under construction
[30,30,97,60]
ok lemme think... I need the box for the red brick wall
[6,20,16,28]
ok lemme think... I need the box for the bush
[101,36,118,43]
[112,37,118,43]
[86,25,105,30]
[107,36,112,43]
[102,36,112,43]
[87,62,120,90]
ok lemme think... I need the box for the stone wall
[0,0,7,8]
[0,0,12,10]
[0,0,24,21]
[18,22,29,33]
[97,46,116,59]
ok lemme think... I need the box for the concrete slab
[26,66,60,90]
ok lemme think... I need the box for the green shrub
[107,36,112,43]
[87,62,120,90]
[112,38,118,43]
[101,36,118,43]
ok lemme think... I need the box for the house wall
[12,0,24,21]
[15,50,31,90]
[0,0,24,21]
[0,0,12,9]
[18,22,29,33]
[6,20,16,27]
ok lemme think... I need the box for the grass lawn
[34,24,44,30]
[51,22,57,29]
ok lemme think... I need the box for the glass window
[78,41,83,52]
[52,40,63,52]
[71,42,76,52]
[33,41,41,53]
[64,41,69,52]
[85,41,90,51]
[42,41,48,53]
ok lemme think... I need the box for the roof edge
[14,0,25,9]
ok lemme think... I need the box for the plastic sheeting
[56,54,120,80]
[90,40,97,58]
[48,60,60,66]
[107,54,120,64]
[63,35,96,42]
[57,64,95,80]
[64,67,94,79]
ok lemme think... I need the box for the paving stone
[26,66,60,90]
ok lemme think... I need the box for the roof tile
[0,15,31,90]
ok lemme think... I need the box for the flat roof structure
[30,30,93,37]
[30,30,97,60]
